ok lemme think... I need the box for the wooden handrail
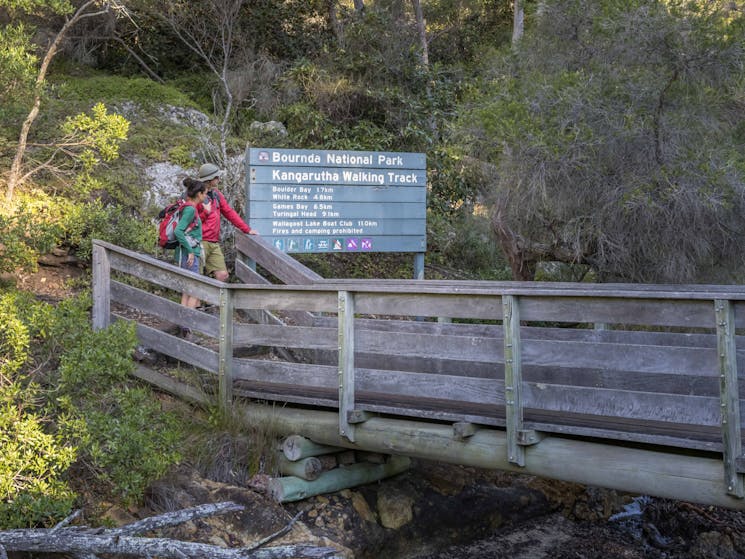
[92,239,745,504]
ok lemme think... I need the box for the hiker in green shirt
[174,177,207,316]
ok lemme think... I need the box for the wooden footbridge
[92,236,745,510]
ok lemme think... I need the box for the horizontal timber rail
[92,238,745,508]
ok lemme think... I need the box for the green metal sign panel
[246,147,426,254]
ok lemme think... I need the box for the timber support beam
[239,404,745,511]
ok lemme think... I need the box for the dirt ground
[8,252,88,301]
[408,483,745,559]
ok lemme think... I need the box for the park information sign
[246,147,426,254]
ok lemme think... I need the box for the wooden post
[91,242,111,331]
[715,299,744,498]
[218,287,234,411]
[338,291,356,442]
[269,455,411,503]
[277,455,324,481]
[502,295,525,466]
[281,435,342,461]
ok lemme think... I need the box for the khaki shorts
[202,241,227,277]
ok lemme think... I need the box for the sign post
[246,147,426,277]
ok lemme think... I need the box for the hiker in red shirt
[196,163,258,282]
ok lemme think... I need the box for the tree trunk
[512,0,524,46]
[326,0,344,46]
[411,0,429,67]
[492,207,536,281]
[411,0,437,137]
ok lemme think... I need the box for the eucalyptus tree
[455,0,745,282]
[2,0,129,203]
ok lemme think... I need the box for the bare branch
[110,502,244,536]
[0,502,341,559]
[52,509,83,532]
[245,509,304,551]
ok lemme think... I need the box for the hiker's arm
[217,191,254,234]
[174,206,197,253]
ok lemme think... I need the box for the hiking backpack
[157,200,197,249]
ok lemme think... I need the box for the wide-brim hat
[198,163,222,181]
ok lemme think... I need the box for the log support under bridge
[237,404,745,511]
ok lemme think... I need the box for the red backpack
[157,200,197,249]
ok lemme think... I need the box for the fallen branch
[0,501,340,559]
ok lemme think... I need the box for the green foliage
[426,209,511,280]
[11,291,103,382]
[0,291,77,529]
[278,101,337,147]
[0,194,64,273]
[57,75,197,109]
[61,103,129,169]
[238,0,328,60]
[0,290,184,512]
[58,320,136,396]
[0,192,152,272]
[424,0,515,68]
[80,387,183,505]
[168,143,196,167]
[0,293,30,378]
[0,381,78,528]
[34,299,184,506]
[331,8,423,87]
[278,56,433,152]
[0,23,36,104]
[166,73,219,114]
[0,0,73,16]
[455,0,745,282]
[61,199,153,261]
[427,144,486,214]
[6,100,131,199]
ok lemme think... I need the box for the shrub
[0,195,63,273]
[61,199,153,262]
[7,290,184,509]
[83,387,183,505]
[426,209,511,280]
[58,319,137,396]
[0,292,78,529]
[0,383,78,528]
[0,191,152,275]
[55,318,183,505]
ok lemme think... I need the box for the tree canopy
[1,0,744,282]
[456,0,745,282]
